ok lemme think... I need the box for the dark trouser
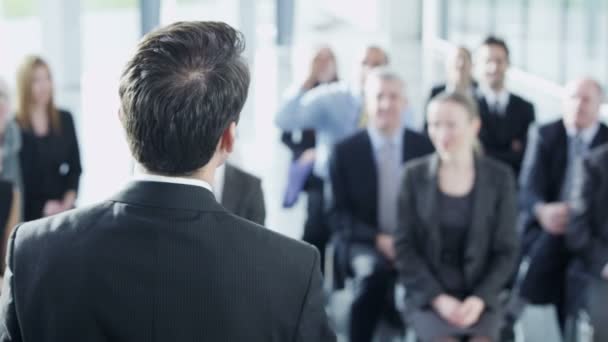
[348,244,397,342]
[588,277,608,342]
[301,176,329,273]
[519,233,570,331]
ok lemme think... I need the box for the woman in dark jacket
[15,55,82,221]
[396,92,518,342]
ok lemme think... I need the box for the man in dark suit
[474,36,535,177]
[519,78,608,331]
[329,68,434,342]
[568,144,608,341]
[215,163,266,225]
[0,21,335,342]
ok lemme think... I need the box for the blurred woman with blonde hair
[396,92,518,342]
[16,55,81,221]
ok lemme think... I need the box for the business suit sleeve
[0,226,22,342]
[394,168,443,307]
[518,125,546,246]
[294,249,337,342]
[567,154,608,277]
[246,179,266,226]
[472,171,519,307]
[328,148,377,243]
[275,86,330,131]
[63,112,82,192]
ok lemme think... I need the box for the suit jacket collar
[111,181,224,213]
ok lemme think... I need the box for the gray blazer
[395,154,519,309]
[221,163,266,226]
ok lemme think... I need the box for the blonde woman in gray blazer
[395,92,519,342]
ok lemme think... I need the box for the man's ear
[219,121,237,154]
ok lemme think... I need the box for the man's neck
[441,147,475,168]
[378,126,400,138]
[488,84,506,94]
[137,165,216,186]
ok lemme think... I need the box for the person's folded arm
[275,85,332,131]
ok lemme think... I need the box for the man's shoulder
[537,119,565,142]
[221,212,318,263]
[404,128,432,145]
[334,130,368,154]
[12,202,113,259]
[508,93,533,108]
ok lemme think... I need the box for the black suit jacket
[221,163,266,225]
[328,129,434,282]
[476,92,535,177]
[395,155,519,309]
[519,120,608,253]
[518,120,608,304]
[0,181,335,342]
[19,109,82,221]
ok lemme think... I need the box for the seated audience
[279,46,338,266]
[396,92,518,342]
[329,68,433,342]
[568,144,608,341]
[518,78,608,331]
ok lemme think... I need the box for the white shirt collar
[479,86,510,113]
[214,164,226,203]
[133,172,214,193]
[367,126,402,151]
[565,121,600,145]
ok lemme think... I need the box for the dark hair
[481,36,509,61]
[119,21,250,176]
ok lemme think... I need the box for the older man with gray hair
[329,68,434,342]
[519,78,608,333]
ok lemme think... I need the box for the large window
[445,0,608,85]
[0,0,42,88]
[78,0,141,205]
